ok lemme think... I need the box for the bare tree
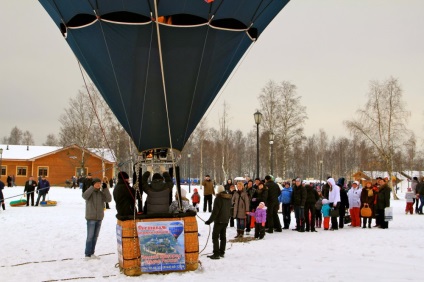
[404,133,416,171]
[43,134,59,146]
[218,102,232,181]
[8,126,23,145]
[22,130,35,145]
[344,77,410,199]
[259,80,307,178]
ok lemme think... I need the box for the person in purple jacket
[250,202,267,239]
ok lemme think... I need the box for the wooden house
[0,144,115,186]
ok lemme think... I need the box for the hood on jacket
[327,178,336,187]
[337,177,345,187]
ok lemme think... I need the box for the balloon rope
[153,0,176,167]
[77,62,137,204]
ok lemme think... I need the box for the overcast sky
[1,0,423,146]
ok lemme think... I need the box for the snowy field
[1,184,423,282]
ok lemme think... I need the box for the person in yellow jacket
[202,175,215,212]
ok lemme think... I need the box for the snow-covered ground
[1,184,423,282]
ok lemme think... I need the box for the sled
[40,200,57,206]
[10,199,27,207]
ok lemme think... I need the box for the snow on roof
[401,171,424,179]
[0,144,115,163]
[362,171,405,180]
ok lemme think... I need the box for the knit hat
[152,173,163,180]
[180,188,187,198]
[92,178,101,184]
[216,185,225,193]
[322,199,329,205]
[258,202,265,209]
[193,188,198,193]
[118,171,129,180]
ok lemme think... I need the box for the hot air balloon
[168,221,184,239]
[38,3,290,273]
[38,0,290,155]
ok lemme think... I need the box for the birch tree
[344,77,410,199]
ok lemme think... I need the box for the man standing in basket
[82,178,112,259]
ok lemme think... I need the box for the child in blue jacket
[321,199,331,230]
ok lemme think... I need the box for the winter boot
[259,226,266,239]
[298,221,305,232]
[1,203,5,210]
[239,230,244,238]
[234,230,241,238]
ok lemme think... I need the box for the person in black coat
[264,175,282,233]
[337,177,349,228]
[6,175,12,187]
[304,183,319,232]
[113,171,140,217]
[205,185,232,260]
[0,179,5,210]
[142,170,173,214]
[291,178,307,232]
[24,176,38,206]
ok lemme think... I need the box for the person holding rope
[35,176,50,206]
[24,176,37,206]
[205,185,232,260]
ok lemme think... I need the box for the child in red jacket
[191,188,200,212]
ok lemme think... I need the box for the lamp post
[254,111,262,179]
[187,153,191,193]
[0,148,3,179]
[320,160,323,184]
[269,131,274,175]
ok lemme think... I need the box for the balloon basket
[116,213,199,276]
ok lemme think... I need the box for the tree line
[2,77,421,192]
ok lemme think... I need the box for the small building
[0,144,115,186]
[352,170,404,187]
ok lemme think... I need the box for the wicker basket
[117,216,199,276]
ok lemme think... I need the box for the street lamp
[269,131,274,175]
[187,153,191,193]
[320,160,323,184]
[0,148,3,179]
[254,111,262,179]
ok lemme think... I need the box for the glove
[159,165,166,173]
[205,220,211,225]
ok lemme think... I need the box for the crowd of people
[201,174,424,259]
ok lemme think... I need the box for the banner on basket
[116,225,123,265]
[137,220,186,272]
[385,207,393,221]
